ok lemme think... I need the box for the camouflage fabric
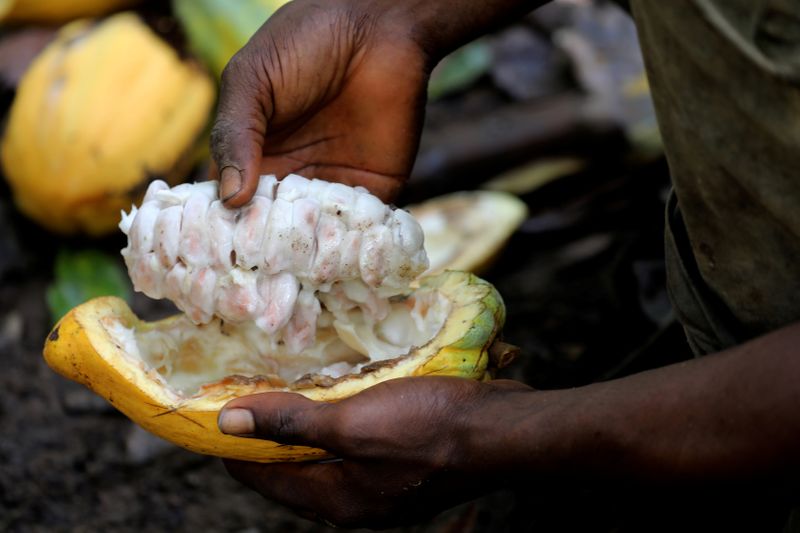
[629,0,800,355]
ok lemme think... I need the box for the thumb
[209,53,269,208]
[218,392,335,449]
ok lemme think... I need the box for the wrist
[453,384,571,485]
[456,380,632,487]
[366,0,546,65]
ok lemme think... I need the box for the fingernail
[218,408,254,435]
[220,167,242,202]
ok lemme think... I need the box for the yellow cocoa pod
[43,271,507,462]
[408,191,528,276]
[1,13,215,235]
[0,0,13,19]
[0,0,141,24]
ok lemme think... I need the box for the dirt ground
[0,2,701,531]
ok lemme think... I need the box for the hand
[209,0,431,206]
[217,377,534,529]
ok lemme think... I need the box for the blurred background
[0,0,694,531]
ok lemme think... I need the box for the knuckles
[219,47,268,107]
[219,49,253,88]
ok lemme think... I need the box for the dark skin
[210,0,800,528]
[209,1,421,205]
[209,0,535,205]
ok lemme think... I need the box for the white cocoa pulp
[120,174,429,354]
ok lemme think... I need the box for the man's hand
[209,0,546,207]
[217,377,534,529]
[218,322,800,527]
[209,0,431,206]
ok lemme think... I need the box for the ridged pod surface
[120,174,429,353]
[43,271,505,462]
[1,13,215,235]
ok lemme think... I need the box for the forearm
[474,322,800,488]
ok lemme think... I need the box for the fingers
[223,457,475,529]
[279,163,405,203]
[223,459,422,529]
[257,154,405,202]
[218,392,339,451]
[210,52,270,208]
[224,459,346,522]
